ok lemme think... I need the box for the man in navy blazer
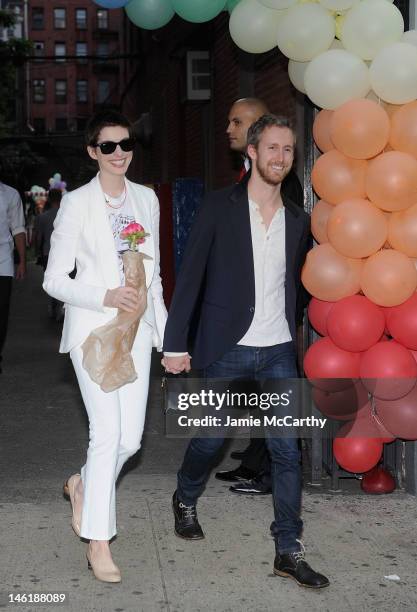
[163,115,329,589]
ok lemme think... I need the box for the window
[76,41,87,64]
[55,80,67,103]
[97,80,110,104]
[55,117,68,132]
[96,42,109,61]
[55,42,66,62]
[97,9,108,29]
[33,118,46,133]
[33,79,45,103]
[75,8,87,29]
[33,41,44,61]
[54,8,66,29]
[32,7,44,30]
[76,80,88,103]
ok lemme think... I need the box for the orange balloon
[383,102,403,119]
[327,198,388,258]
[366,151,417,212]
[311,200,332,244]
[312,150,367,205]
[361,249,417,307]
[388,204,417,257]
[389,101,417,159]
[330,99,390,160]
[313,110,334,153]
[302,243,362,302]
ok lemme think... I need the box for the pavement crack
[145,498,171,612]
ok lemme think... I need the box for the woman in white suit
[44,110,167,583]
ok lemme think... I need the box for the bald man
[215,98,304,493]
[227,98,303,206]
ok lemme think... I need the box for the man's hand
[15,262,26,280]
[103,287,139,312]
[162,355,191,374]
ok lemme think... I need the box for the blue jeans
[177,342,303,554]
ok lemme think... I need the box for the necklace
[104,187,127,210]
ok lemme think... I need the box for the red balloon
[375,383,417,439]
[333,436,383,473]
[304,337,361,392]
[327,295,385,352]
[337,409,394,443]
[360,340,417,400]
[386,292,417,350]
[312,382,369,421]
[361,466,395,494]
[307,298,335,336]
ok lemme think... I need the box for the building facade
[27,0,137,134]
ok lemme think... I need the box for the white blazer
[43,174,167,354]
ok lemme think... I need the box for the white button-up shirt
[238,199,292,347]
[0,182,25,277]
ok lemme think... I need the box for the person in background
[35,188,63,320]
[0,181,26,374]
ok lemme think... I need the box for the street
[1,264,417,612]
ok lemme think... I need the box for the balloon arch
[92,0,417,476]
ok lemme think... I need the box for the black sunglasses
[92,137,135,155]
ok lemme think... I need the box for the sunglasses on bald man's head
[92,137,136,155]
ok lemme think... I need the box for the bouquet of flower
[82,222,152,393]
[120,222,149,251]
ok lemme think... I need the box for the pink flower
[120,222,145,238]
[120,222,149,251]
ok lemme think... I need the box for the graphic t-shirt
[105,190,135,284]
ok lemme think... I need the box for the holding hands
[162,354,191,375]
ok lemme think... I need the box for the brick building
[124,11,298,190]
[28,0,137,134]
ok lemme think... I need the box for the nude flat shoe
[86,547,122,583]
[63,473,82,537]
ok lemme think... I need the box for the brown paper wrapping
[81,250,150,393]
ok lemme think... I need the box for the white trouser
[70,321,153,540]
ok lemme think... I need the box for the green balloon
[125,0,175,30]
[173,0,226,23]
[226,0,240,13]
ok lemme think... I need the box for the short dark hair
[48,188,62,205]
[247,114,295,149]
[85,109,133,146]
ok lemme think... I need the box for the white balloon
[330,38,344,49]
[288,59,309,93]
[229,0,287,53]
[319,0,357,12]
[276,4,335,62]
[304,49,370,109]
[370,42,417,104]
[341,0,404,60]
[259,0,296,8]
[402,29,417,48]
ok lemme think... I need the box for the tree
[0,9,32,135]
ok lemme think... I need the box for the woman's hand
[103,287,140,312]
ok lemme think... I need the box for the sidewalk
[1,264,417,612]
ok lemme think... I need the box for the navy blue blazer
[163,177,311,369]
